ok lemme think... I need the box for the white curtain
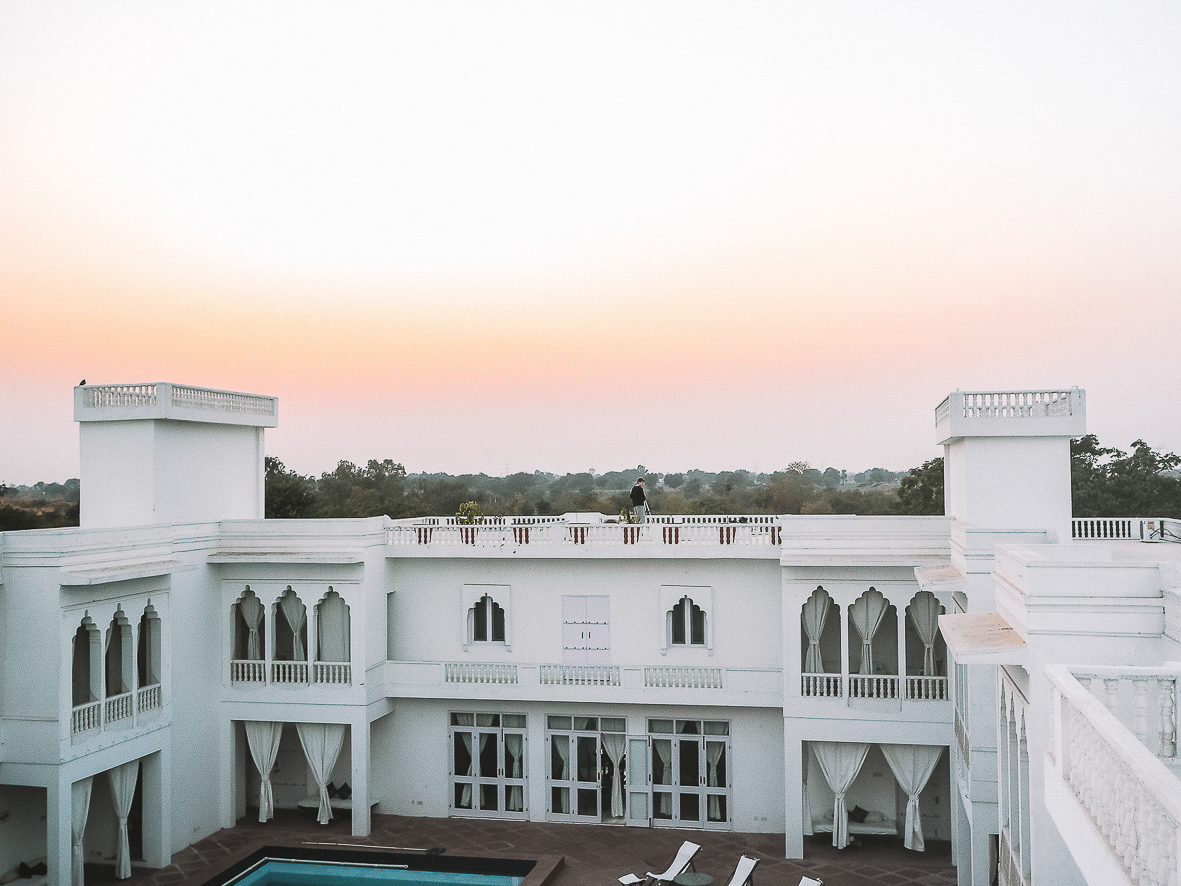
[239,594,263,660]
[601,732,626,818]
[296,723,347,824]
[802,747,813,836]
[706,740,725,821]
[108,761,139,878]
[880,744,944,851]
[801,590,831,673]
[811,741,871,849]
[505,733,524,812]
[907,593,943,677]
[245,720,283,822]
[459,732,474,808]
[71,776,93,886]
[280,592,307,661]
[849,589,888,674]
[317,592,350,662]
[653,740,672,817]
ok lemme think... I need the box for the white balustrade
[644,667,724,689]
[445,662,518,684]
[104,691,134,724]
[84,384,157,408]
[960,390,1075,419]
[1072,517,1167,541]
[71,701,101,735]
[1048,665,1181,886]
[387,516,784,548]
[231,660,266,683]
[905,675,949,701]
[313,662,352,684]
[171,385,276,415]
[1072,665,1179,760]
[271,661,309,684]
[848,674,900,699]
[801,673,842,697]
[137,684,161,712]
[539,664,620,686]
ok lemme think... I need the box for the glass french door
[546,716,601,822]
[649,719,731,830]
[450,712,527,819]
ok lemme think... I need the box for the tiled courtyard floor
[93,811,956,886]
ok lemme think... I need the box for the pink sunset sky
[2,3,1180,485]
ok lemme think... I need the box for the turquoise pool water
[231,860,525,886]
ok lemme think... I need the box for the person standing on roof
[630,477,648,524]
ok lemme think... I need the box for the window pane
[648,719,674,734]
[476,713,499,727]
[473,598,488,642]
[451,713,474,726]
[574,717,597,731]
[551,736,569,780]
[454,783,472,809]
[707,794,727,822]
[706,743,727,788]
[680,792,700,822]
[601,717,626,733]
[492,602,506,642]
[480,783,498,811]
[548,716,572,730]
[652,740,673,785]
[479,734,498,777]
[577,788,598,817]
[502,714,526,728]
[653,790,673,820]
[551,786,570,815]
[679,739,699,785]
[703,721,729,735]
[677,720,700,734]
[691,605,706,645]
[453,733,472,774]
[576,736,598,782]
[671,600,686,645]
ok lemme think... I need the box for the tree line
[4,435,1178,532]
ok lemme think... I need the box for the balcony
[800,672,948,701]
[230,659,352,686]
[385,660,782,705]
[70,683,163,737]
[1071,517,1180,542]
[1045,665,1181,886]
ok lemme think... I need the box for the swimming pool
[202,846,535,886]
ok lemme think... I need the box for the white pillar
[783,728,805,859]
[47,775,73,886]
[220,718,238,829]
[350,716,371,836]
[141,747,172,869]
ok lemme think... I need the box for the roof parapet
[75,382,278,427]
[936,389,1084,444]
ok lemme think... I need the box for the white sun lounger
[618,841,702,886]
[720,855,758,886]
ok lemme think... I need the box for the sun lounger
[618,840,701,886]
[719,855,758,886]
[797,877,823,886]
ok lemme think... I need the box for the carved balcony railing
[445,662,518,684]
[271,661,309,684]
[137,684,161,713]
[849,674,900,699]
[71,701,101,735]
[539,665,620,686]
[231,659,353,686]
[231,660,266,683]
[959,390,1076,419]
[1072,517,1173,542]
[1047,665,1181,886]
[104,691,134,724]
[801,673,842,697]
[644,666,723,689]
[314,662,352,685]
[905,675,949,701]
[1072,665,1179,761]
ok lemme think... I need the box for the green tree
[264,457,317,518]
[897,458,944,515]
[1071,436,1181,518]
[314,459,408,518]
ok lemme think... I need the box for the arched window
[800,587,841,674]
[316,588,351,662]
[847,587,897,675]
[273,586,307,662]
[233,587,265,661]
[137,601,162,687]
[668,596,706,646]
[469,594,506,643]
[106,607,133,697]
[904,590,946,677]
[72,616,101,707]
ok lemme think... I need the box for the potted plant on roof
[456,501,484,525]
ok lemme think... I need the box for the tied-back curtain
[505,733,524,812]
[108,761,139,878]
[601,732,626,818]
[849,590,888,674]
[653,740,672,817]
[71,776,93,886]
[706,741,725,821]
[240,595,263,661]
[280,592,307,661]
[907,593,943,677]
[296,723,347,824]
[245,721,283,822]
[801,590,831,673]
[811,741,871,849]
[459,733,474,808]
[802,749,814,836]
[880,744,944,851]
[318,593,350,662]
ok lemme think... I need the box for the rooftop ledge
[936,388,1085,444]
[74,382,278,427]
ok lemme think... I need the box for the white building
[0,382,1177,886]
